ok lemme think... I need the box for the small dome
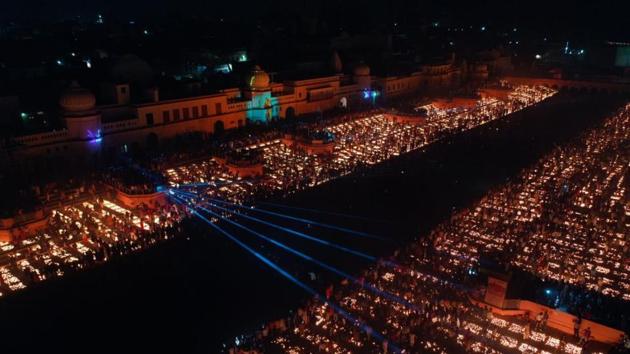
[247,65,270,90]
[59,81,96,112]
[353,63,370,77]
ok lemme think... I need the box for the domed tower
[243,65,274,123]
[60,81,102,142]
[246,65,271,92]
[353,62,371,90]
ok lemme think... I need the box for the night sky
[1,0,629,40]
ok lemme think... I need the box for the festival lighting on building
[5,85,609,354]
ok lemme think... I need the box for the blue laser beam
[175,180,236,189]
[258,200,391,224]
[199,205,419,312]
[117,155,165,186]
[206,197,388,242]
[174,188,386,241]
[170,188,199,197]
[176,182,212,188]
[170,189,376,262]
[203,200,377,262]
[169,195,401,353]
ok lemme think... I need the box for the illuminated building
[1,59,463,163]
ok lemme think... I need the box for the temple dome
[353,63,370,77]
[59,81,96,112]
[247,65,270,90]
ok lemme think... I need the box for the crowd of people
[431,103,630,322]
[101,164,163,195]
[231,238,615,353]
[0,85,567,346]
[225,101,630,354]
[220,105,630,353]
[0,193,187,297]
[164,85,555,206]
[0,175,97,220]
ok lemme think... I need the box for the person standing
[523,321,531,340]
[542,310,549,331]
[580,327,591,346]
[536,312,544,330]
[573,318,581,339]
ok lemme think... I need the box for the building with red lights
[1,59,464,164]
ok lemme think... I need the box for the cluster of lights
[167,86,555,207]
[242,238,596,354]
[0,86,562,350]
[0,198,184,296]
[564,42,586,56]
[214,88,624,354]
[434,103,630,300]
[87,129,103,143]
[362,89,379,100]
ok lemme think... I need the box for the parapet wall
[0,209,49,242]
[226,163,264,178]
[115,190,168,209]
[282,134,336,155]
[471,297,625,344]
[384,113,427,126]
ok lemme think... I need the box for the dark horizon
[1,0,629,40]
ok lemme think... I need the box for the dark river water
[0,93,624,354]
